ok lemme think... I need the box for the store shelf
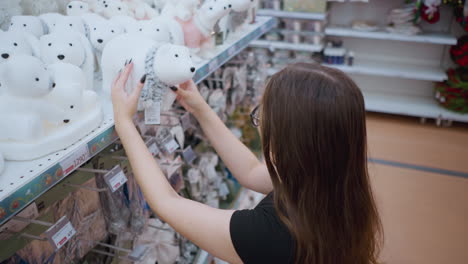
[258,9,326,20]
[322,60,447,82]
[0,16,276,226]
[363,92,468,122]
[250,39,323,52]
[325,27,457,45]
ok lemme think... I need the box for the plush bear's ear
[23,32,41,58]
[164,18,185,45]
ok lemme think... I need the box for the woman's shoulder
[229,192,294,264]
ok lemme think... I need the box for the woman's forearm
[193,102,262,186]
[115,120,179,213]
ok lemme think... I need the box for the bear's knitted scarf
[140,45,170,107]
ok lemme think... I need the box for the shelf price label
[182,146,197,164]
[45,216,76,250]
[104,165,128,193]
[60,145,90,176]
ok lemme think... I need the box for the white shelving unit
[258,9,326,20]
[0,16,276,226]
[323,59,447,82]
[325,27,457,45]
[257,1,466,123]
[363,92,468,123]
[250,39,323,52]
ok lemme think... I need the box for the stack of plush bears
[0,0,258,173]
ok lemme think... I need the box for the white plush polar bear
[38,13,64,34]
[0,54,53,98]
[40,31,94,90]
[0,31,40,63]
[101,33,196,110]
[46,62,98,122]
[66,1,91,16]
[87,18,125,69]
[137,17,178,44]
[101,0,132,18]
[0,55,67,141]
[50,15,89,36]
[9,16,45,38]
[88,19,124,52]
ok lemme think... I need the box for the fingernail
[129,58,132,64]
[140,74,146,83]
[170,86,178,92]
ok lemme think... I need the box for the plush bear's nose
[97,39,103,43]
[57,54,65,60]
[190,67,196,73]
[1,53,9,59]
[63,119,70,123]
[229,4,232,8]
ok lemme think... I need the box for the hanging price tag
[182,146,197,164]
[146,138,160,156]
[208,59,219,72]
[145,101,161,125]
[162,136,179,154]
[45,216,76,250]
[103,165,128,192]
[60,145,90,176]
[180,112,193,131]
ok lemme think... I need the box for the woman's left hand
[111,62,145,125]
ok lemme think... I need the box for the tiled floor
[366,113,468,264]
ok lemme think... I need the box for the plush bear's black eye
[118,7,121,10]
[156,28,160,32]
[68,5,72,8]
[69,23,73,27]
[48,43,52,46]
[175,54,179,58]
[80,5,83,8]
[13,43,17,46]
[23,24,27,27]
[105,4,108,7]
[69,43,73,46]
[10,23,13,26]
[70,105,74,109]
[139,28,142,31]
[94,27,97,30]
[35,78,39,81]
[209,7,213,10]
[52,83,56,88]
[111,30,114,33]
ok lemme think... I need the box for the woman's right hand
[174,80,209,115]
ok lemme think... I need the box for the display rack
[0,16,276,226]
[363,92,468,123]
[323,60,447,82]
[250,39,323,52]
[258,9,326,21]
[325,27,457,45]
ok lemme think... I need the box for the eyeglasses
[250,105,260,127]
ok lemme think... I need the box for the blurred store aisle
[366,114,468,264]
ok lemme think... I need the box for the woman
[111,62,382,264]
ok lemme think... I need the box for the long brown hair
[261,63,382,263]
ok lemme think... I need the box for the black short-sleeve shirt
[230,193,295,264]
